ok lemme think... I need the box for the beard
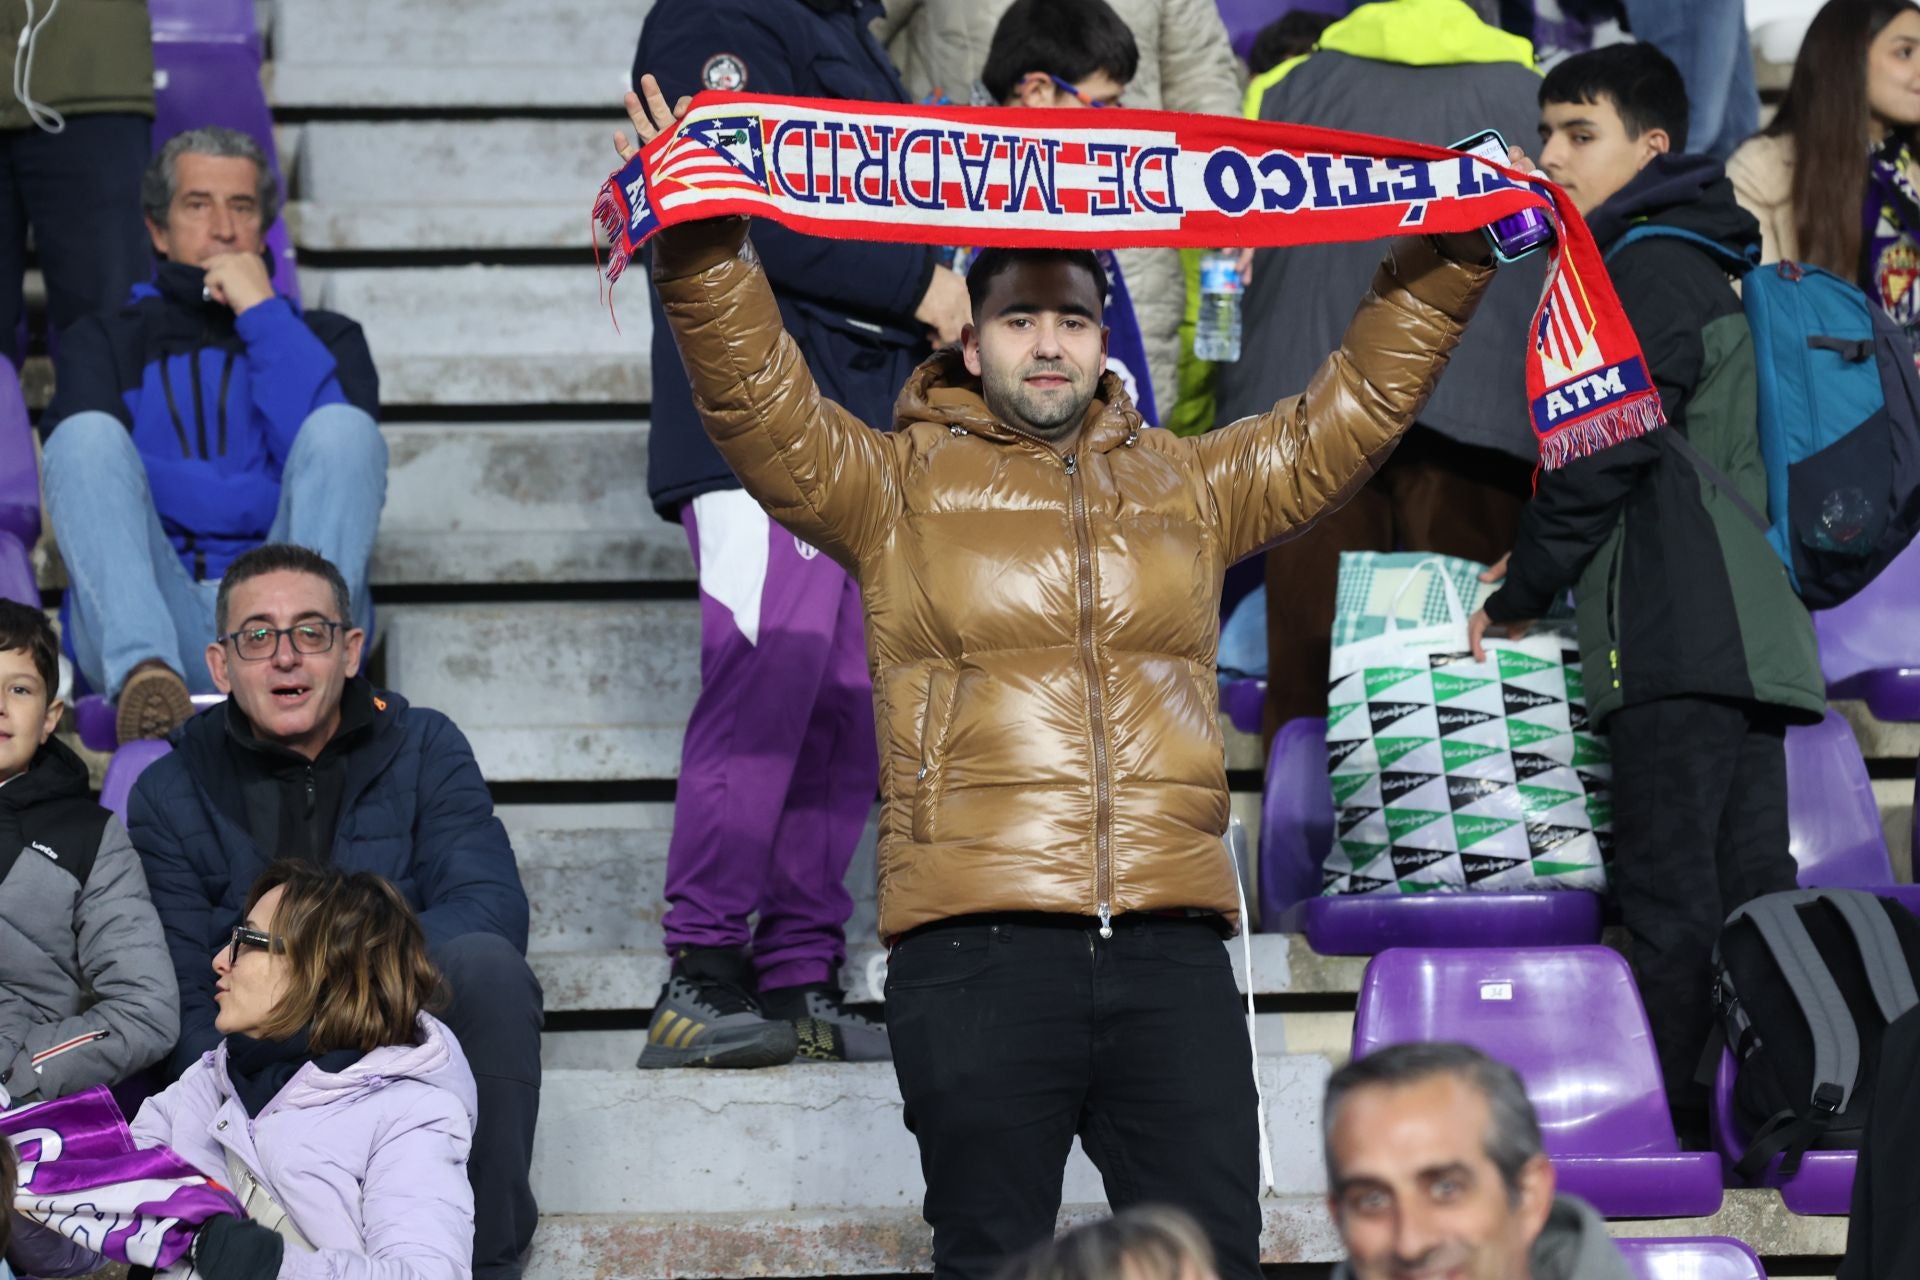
[981,358,1095,440]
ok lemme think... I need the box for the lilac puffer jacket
[134,1012,478,1280]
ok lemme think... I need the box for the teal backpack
[1607,225,1920,608]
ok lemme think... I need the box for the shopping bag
[1319,557,1612,896]
[1331,549,1573,649]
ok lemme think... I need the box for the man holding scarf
[617,78,1519,1279]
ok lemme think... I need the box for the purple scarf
[2,1085,244,1270]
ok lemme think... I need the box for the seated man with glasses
[126,543,541,1280]
[40,125,384,746]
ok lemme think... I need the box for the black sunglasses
[227,924,277,966]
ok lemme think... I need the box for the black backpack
[1710,888,1920,1176]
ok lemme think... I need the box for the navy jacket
[636,0,934,517]
[45,257,379,580]
[127,682,527,1077]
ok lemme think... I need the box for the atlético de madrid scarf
[596,92,1663,469]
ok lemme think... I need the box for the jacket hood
[1587,153,1760,255]
[1317,0,1535,69]
[212,1011,478,1126]
[894,349,1146,453]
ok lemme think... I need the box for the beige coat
[653,217,1492,938]
[871,0,1246,415]
[1726,133,1798,263]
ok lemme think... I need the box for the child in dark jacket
[0,600,178,1105]
[1468,44,1825,1127]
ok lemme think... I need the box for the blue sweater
[127,683,526,1077]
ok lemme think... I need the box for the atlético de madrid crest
[702,53,748,92]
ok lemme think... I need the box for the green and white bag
[1320,558,1612,897]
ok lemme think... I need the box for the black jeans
[884,914,1262,1280]
[1607,697,1800,1108]
[433,933,545,1280]
[0,113,151,356]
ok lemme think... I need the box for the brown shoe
[116,663,193,745]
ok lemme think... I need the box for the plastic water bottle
[1195,251,1243,362]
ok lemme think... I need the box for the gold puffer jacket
[654,220,1493,939]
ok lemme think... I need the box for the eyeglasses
[219,620,344,662]
[227,924,277,966]
[1047,73,1120,108]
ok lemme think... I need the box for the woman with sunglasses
[80,861,476,1280]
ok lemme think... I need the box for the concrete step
[377,422,687,584]
[306,267,648,406]
[521,1190,1844,1278]
[381,599,1263,782]
[531,1056,1334,1214]
[289,121,609,251]
[269,0,644,109]
[380,601,696,781]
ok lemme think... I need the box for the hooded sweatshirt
[1482,153,1824,725]
[1330,1195,1635,1280]
[0,738,178,1102]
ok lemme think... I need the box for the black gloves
[192,1213,285,1279]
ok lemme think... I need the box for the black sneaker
[637,946,798,1069]
[760,982,892,1063]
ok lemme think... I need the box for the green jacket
[1483,154,1825,725]
[0,0,153,131]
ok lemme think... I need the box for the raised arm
[620,82,905,568]
[1193,235,1496,564]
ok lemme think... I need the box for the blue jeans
[1217,583,1268,681]
[44,405,387,698]
[1621,0,1758,162]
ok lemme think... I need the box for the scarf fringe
[592,178,633,286]
[1536,394,1664,470]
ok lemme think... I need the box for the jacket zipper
[158,355,193,458]
[217,349,237,455]
[1065,451,1114,938]
[29,1028,110,1068]
[190,349,210,459]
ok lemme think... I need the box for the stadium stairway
[39,0,1894,1272]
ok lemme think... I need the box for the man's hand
[201,252,274,315]
[1233,246,1254,286]
[615,74,692,164]
[1433,147,1550,265]
[1467,552,1533,661]
[915,264,971,347]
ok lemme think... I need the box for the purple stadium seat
[150,1,299,303]
[1354,947,1725,1218]
[1615,1237,1767,1279]
[1711,1049,1854,1215]
[1221,676,1265,735]
[0,531,37,608]
[1785,710,1920,915]
[74,692,225,754]
[100,738,172,823]
[1258,716,1604,952]
[0,357,39,548]
[1814,539,1920,721]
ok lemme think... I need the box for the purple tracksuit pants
[662,489,879,991]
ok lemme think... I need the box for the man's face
[207,570,363,759]
[1537,95,1667,218]
[1327,1075,1554,1280]
[961,259,1108,444]
[0,647,60,784]
[147,152,266,266]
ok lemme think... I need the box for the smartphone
[1451,128,1554,263]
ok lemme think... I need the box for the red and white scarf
[596,92,1663,469]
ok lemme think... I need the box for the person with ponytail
[1729,0,1920,342]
